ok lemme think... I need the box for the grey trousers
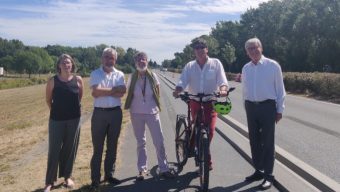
[245,100,276,180]
[45,118,81,185]
[130,113,169,173]
[90,108,122,183]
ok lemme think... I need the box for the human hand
[276,113,282,123]
[173,86,183,98]
[112,85,126,94]
[219,90,228,97]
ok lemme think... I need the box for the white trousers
[130,113,169,173]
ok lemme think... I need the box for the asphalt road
[162,70,340,184]
[111,73,283,192]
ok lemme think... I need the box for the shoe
[136,170,148,181]
[245,171,263,182]
[43,184,52,192]
[160,170,176,179]
[188,149,195,158]
[105,176,121,185]
[259,179,272,190]
[89,181,99,192]
[64,178,75,188]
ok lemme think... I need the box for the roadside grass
[0,77,130,192]
[0,74,52,90]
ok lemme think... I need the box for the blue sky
[0,0,269,63]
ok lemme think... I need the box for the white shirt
[90,66,125,108]
[176,57,229,98]
[242,56,286,113]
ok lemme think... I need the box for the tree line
[0,39,158,77]
[162,0,340,73]
[1,0,339,76]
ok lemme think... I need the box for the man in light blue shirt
[242,37,286,190]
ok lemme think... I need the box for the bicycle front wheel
[199,129,210,192]
[175,117,189,168]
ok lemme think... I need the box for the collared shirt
[176,57,229,99]
[241,56,286,113]
[127,72,160,114]
[90,66,125,108]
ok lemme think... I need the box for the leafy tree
[221,42,236,72]
[0,55,14,73]
[13,50,42,77]
[29,47,54,74]
[162,59,172,68]
[115,46,127,65]
[124,48,138,66]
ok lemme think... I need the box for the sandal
[43,184,52,192]
[64,178,75,188]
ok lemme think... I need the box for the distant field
[0,74,52,90]
[0,77,130,192]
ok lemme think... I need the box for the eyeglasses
[247,45,260,51]
[194,45,206,49]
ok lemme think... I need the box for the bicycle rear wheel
[199,129,210,192]
[175,117,189,168]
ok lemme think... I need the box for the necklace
[139,75,147,103]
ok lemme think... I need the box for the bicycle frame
[179,94,211,153]
[175,88,235,192]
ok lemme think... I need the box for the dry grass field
[0,77,130,192]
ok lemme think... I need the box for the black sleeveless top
[50,75,81,121]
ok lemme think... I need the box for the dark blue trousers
[245,100,276,181]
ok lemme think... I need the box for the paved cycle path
[100,78,280,192]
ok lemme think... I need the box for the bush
[0,76,49,90]
[116,64,134,74]
[284,72,340,100]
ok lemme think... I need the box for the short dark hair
[191,38,207,49]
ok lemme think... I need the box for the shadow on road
[210,181,262,192]
[108,167,200,192]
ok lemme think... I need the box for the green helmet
[213,99,232,115]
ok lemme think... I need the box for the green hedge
[284,72,340,99]
[167,69,340,102]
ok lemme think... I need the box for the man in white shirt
[89,47,126,189]
[173,38,229,170]
[242,37,286,190]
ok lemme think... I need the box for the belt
[94,106,120,111]
[245,99,275,105]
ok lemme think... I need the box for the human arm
[216,59,229,96]
[90,70,127,98]
[173,86,183,98]
[274,63,286,115]
[152,72,161,97]
[45,77,54,110]
[173,63,189,97]
[76,75,84,101]
[91,85,126,98]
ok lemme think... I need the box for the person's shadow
[31,183,64,192]
[70,162,200,192]
[209,181,262,192]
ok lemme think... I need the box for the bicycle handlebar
[177,87,235,103]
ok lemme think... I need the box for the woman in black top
[44,54,83,192]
